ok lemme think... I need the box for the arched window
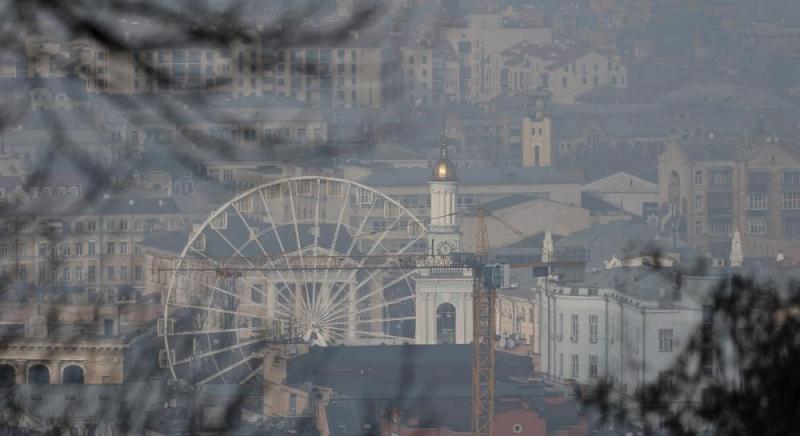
[0,364,15,388]
[436,303,457,344]
[28,364,50,384]
[62,365,85,384]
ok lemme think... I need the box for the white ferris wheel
[162,176,427,384]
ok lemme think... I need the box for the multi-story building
[659,138,800,260]
[0,195,188,299]
[443,15,553,104]
[536,266,706,397]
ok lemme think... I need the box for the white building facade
[415,136,474,345]
[535,269,705,398]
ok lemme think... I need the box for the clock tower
[428,133,461,256]
[415,132,473,345]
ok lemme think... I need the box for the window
[157,318,175,336]
[211,212,228,229]
[783,170,800,185]
[558,353,564,377]
[784,192,800,210]
[694,194,703,211]
[570,314,579,341]
[158,349,175,368]
[120,242,128,255]
[747,192,767,211]
[659,328,674,352]
[106,265,115,280]
[251,285,264,304]
[120,266,128,281]
[88,266,96,282]
[357,188,373,205]
[708,192,733,213]
[135,265,143,280]
[106,220,115,231]
[88,241,96,255]
[589,355,598,377]
[295,180,312,196]
[106,242,115,255]
[74,242,83,256]
[748,217,767,236]
[694,170,703,185]
[571,354,579,377]
[558,313,564,339]
[710,169,732,185]
[589,315,598,343]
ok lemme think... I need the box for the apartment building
[659,138,800,260]
[443,15,553,104]
[498,43,627,105]
[0,195,188,300]
[260,43,383,108]
[536,267,708,397]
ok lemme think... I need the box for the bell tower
[522,89,553,167]
[428,133,461,256]
[415,132,473,345]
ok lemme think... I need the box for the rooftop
[359,166,581,188]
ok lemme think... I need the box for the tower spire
[440,119,450,158]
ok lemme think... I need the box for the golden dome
[431,135,458,182]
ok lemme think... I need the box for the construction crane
[472,207,497,436]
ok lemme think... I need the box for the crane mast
[472,207,496,436]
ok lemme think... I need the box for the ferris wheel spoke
[198,353,261,385]
[178,273,262,312]
[256,187,306,287]
[318,195,381,318]
[167,326,268,336]
[323,316,416,327]
[337,212,405,287]
[257,184,312,316]
[286,179,308,277]
[348,261,418,308]
[341,195,378,259]
[168,302,271,321]
[323,293,416,325]
[320,264,417,324]
[172,337,266,366]
[189,246,221,266]
[324,325,412,342]
[312,178,322,271]
[240,363,264,384]
[323,232,423,318]
[226,202,314,318]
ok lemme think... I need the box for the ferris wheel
[162,176,427,384]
